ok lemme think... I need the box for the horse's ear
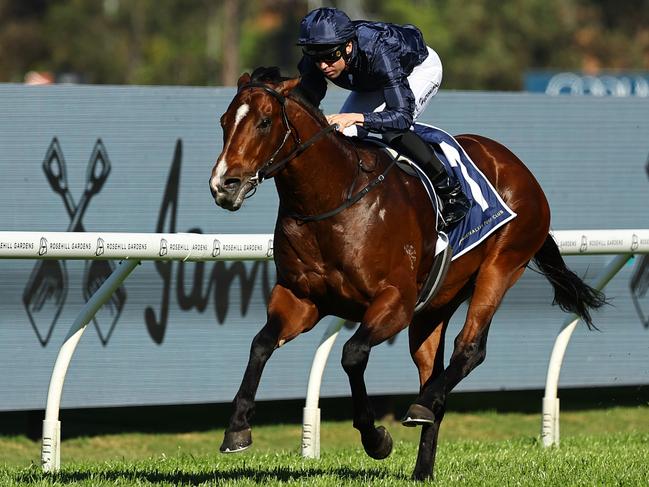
[237,72,251,90]
[276,77,301,97]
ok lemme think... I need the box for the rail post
[541,253,633,447]
[42,259,140,472]
[301,318,346,458]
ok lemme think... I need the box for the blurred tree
[365,0,582,90]
[222,0,240,85]
[0,0,647,89]
[571,0,649,73]
[44,0,220,85]
[0,0,51,82]
[239,0,305,77]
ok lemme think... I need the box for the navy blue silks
[297,9,429,133]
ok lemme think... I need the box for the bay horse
[208,67,605,480]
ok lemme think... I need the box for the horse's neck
[274,118,358,217]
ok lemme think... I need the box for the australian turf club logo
[23,138,125,347]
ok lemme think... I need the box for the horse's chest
[279,256,364,304]
[276,224,372,303]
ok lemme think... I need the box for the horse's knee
[341,339,370,374]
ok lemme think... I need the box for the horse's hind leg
[409,317,447,480]
[220,284,319,453]
[341,285,415,460]
[410,253,528,422]
[407,290,468,480]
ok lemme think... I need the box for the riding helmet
[296,8,355,46]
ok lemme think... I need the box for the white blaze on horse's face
[211,156,228,193]
[212,95,273,211]
[211,77,303,211]
[210,103,249,195]
[234,103,249,130]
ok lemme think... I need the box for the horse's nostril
[224,178,241,189]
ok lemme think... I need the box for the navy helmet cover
[296,8,356,46]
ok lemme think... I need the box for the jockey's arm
[362,80,415,133]
[362,54,415,134]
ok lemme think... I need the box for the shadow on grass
[15,465,409,484]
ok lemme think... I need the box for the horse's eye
[258,118,272,129]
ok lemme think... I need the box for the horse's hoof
[401,403,435,427]
[362,426,393,460]
[220,428,252,453]
[412,470,433,482]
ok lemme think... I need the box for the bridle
[235,82,396,222]
[239,82,338,189]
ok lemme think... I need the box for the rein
[238,82,395,222]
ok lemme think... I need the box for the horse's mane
[250,66,328,126]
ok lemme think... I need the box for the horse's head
[210,69,302,211]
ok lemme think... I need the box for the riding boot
[428,171,472,228]
[384,131,471,229]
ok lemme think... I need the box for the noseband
[235,82,395,222]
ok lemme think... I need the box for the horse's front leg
[341,285,415,460]
[220,283,319,453]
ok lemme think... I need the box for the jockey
[297,7,470,229]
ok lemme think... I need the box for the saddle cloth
[397,123,517,261]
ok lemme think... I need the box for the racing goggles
[302,44,346,63]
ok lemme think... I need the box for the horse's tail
[532,234,607,330]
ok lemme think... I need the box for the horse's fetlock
[352,412,374,431]
[232,396,255,417]
[431,396,446,418]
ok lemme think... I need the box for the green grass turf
[1,406,648,485]
[2,434,648,486]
